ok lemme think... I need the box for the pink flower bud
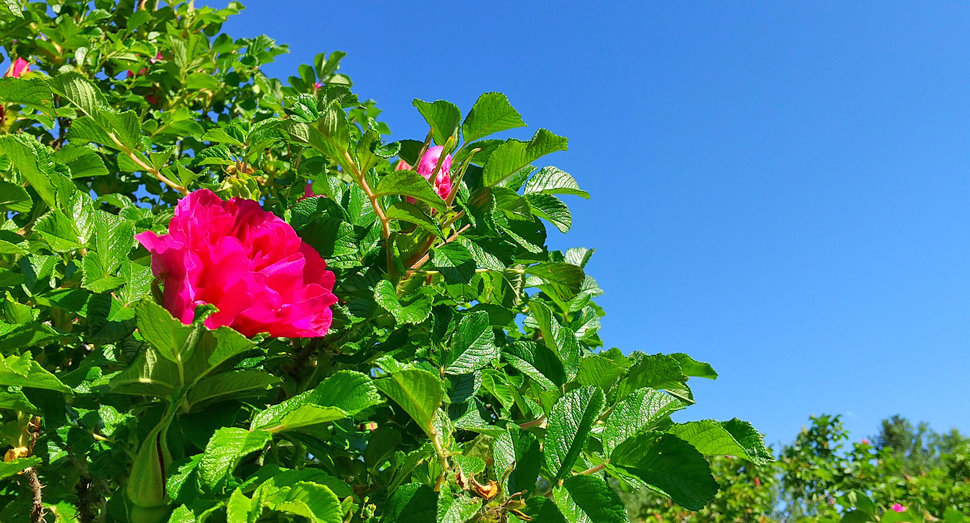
[415,145,452,200]
[313,82,323,90]
[891,504,905,513]
[4,58,29,78]
[861,439,870,445]
[135,189,337,338]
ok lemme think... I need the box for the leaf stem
[345,151,395,277]
[107,132,186,195]
[578,461,609,476]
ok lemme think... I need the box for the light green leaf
[523,166,589,199]
[445,311,498,375]
[612,432,718,510]
[413,99,461,145]
[375,369,443,437]
[526,193,571,233]
[262,405,348,433]
[0,78,54,116]
[34,211,82,252]
[603,387,684,455]
[186,370,280,411]
[374,280,433,325]
[226,488,252,523]
[562,475,630,523]
[387,202,442,236]
[374,170,447,212]
[54,145,108,178]
[526,262,584,293]
[1,1,23,19]
[615,354,688,402]
[0,181,31,213]
[134,301,195,366]
[49,72,107,118]
[0,457,40,481]
[667,419,772,465]
[250,370,380,430]
[266,482,342,523]
[482,129,568,187]
[0,134,72,211]
[462,92,526,143]
[545,386,605,481]
[671,353,718,380]
[0,352,72,394]
[199,427,272,494]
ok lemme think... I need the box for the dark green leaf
[523,166,589,199]
[0,181,31,213]
[431,242,476,285]
[612,433,718,510]
[482,129,568,187]
[199,427,272,494]
[387,202,442,236]
[603,387,684,454]
[374,170,447,212]
[494,426,541,495]
[375,369,443,437]
[445,311,498,375]
[562,475,629,523]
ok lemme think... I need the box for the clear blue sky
[226,1,970,446]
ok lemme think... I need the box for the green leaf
[482,129,568,187]
[502,341,565,390]
[0,352,72,394]
[0,134,72,211]
[186,370,280,411]
[462,92,527,143]
[602,387,684,455]
[526,263,584,293]
[387,202,442,236]
[615,354,689,402]
[135,301,195,365]
[49,72,107,118]
[1,1,23,19]
[529,301,580,380]
[562,475,630,523]
[263,405,348,433]
[667,419,772,465]
[0,181,31,213]
[545,386,605,481]
[380,483,437,523]
[576,355,625,391]
[108,347,180,397]
[374,280,433,325]
[526,193,571,233]
[250,370,381,430]
[0,457,40,481]
[671,353,718,380]
[265,481,342,523]
[445,311,498,375]
[54,145,108,178]
[494,426,542,495]
[413,99,461,145]
[34,211,82,252]
[199,427,272,494]
[431,242,476,285]
[374,170,447,212]
[612,433,718,510]
[226,488,252,523]
[0,78,54,116]
[375,369,443,437]
[523,166,589,199]
[439,494,481,523]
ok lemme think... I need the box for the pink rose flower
[399,145,453,202]
[313,82,323,90]
[135,189,337,338]
[891,504,905,513]
[861,439,870,445]
[4,58,29,78]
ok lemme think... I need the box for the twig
[27,467,44,523]
[407,224,471,272]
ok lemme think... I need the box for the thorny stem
[578,461,609,476]
[345,151,396,277]
[27,468,44,523]
[407,224,471,272]
[519,415,546,429]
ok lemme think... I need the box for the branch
[345,152,395,276]
[107,133,186,195]
[407,224,471,272]
[27,467,44,523]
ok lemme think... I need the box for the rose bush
[0,1,770,522]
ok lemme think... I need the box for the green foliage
[0,1,768,522]
[623,415,970,523]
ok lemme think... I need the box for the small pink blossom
[297,182,322,202]
[135,189,337,338]
[127,52,162,78]
[313,82,323,90]
[399,145,453,202]
[861,439,870,445]
[891,503,905,513]
[4,58,29,78]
